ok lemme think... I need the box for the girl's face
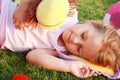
[62,23,103,62]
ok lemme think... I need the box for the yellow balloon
[36,0,70,29]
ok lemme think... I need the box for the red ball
[12,74,29,80]
[104,2,120,29]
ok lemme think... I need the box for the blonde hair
[87,20,120,70]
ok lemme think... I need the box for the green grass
[0,0,120,80]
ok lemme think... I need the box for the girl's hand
[13,4,28,30]
[67,60,97,78]
[67,0,76,17]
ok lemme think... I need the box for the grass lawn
[0,0,120,80]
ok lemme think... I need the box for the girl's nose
[71,35,83,44]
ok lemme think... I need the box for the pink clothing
[106,2,120,15]
[104,2,120,29]
[0,0,79,52]
[0,0,1,14]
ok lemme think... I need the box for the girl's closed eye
[81,31,88,41]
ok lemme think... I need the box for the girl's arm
[13,0,42,29]
[13,0,76,29]
[26,48,97,78]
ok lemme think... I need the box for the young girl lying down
[0,0,120,79]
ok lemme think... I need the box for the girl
[0,0,96,78]
[1,0,120,79]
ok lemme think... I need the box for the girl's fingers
[88,70,97,77]
[15,21,20,28]
[12,14,17,24]
[78,64,97,78]
[78,65,90,78]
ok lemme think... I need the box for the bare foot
[13,0,42,29]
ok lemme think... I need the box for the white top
[0,0,79,52]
